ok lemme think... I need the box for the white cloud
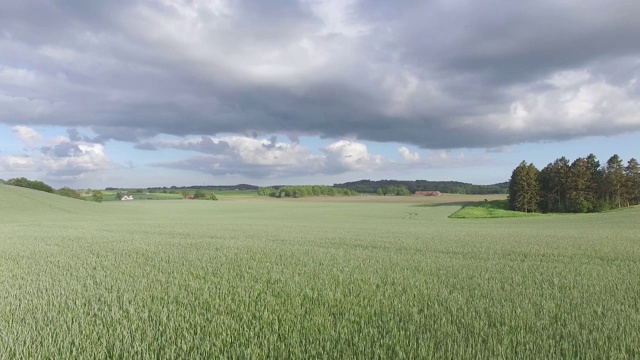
[3,126,113,181]
[11,126,43,147]
[398,146,420,163]
[149,136,387,177]
[0,155,37,171]
[41,142,112,177]
[424,150,490,168]
[149,135,324,166]
[149,135,493,179]
[385,148,491,171]
[323,140,381,172]
[148,135,326,177]
[494,70,640,135]
[225,136,323,166]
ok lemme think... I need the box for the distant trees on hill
[258,186,358,198]
[509,154,640,213]
[57,187,85,200]
[3,177,90,201]
[92,190,104,203]
[194,189,218,200]
[5,177,54,193]
[334,179,508,195]
[375,185,411,196]
[180,189,218,200]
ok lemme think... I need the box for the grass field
[1,185,639,358]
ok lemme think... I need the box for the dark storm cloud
[1,0,640,149]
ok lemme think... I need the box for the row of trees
[2,177,89,201]
[182,189,218,200]
[334,179,508,194]
[258,186,358,198]
[57,187,86,200]
[3,177,55,193]
[375,185,411,196]
[509,154,640,213]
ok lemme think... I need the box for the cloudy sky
[1,0,640,188]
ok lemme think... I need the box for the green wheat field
[1,185,639,358]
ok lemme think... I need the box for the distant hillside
[0,184,99,222]
[334,180,509,195]
[105,181,508,195]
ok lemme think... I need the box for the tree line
[509,154,640,213]
[3,177,54,193]
[258,186,358,198]
[2,177,87,201]
[181,189,218,200]
[334,179,508,195]
[375,185,411,196]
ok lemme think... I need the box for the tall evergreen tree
[539,157,570,212]
[585,153,606,209]
[525,163,541,213]
[508,161,540,213]
[625,158,640,206]
[604,154,626,208]
[568,157,594,213]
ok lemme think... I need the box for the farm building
[183,195,194,200]
[121,195,134,201]
[415,191,442,196]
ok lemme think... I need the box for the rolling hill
[0,184,100,222]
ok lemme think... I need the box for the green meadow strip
[449,200,544,218]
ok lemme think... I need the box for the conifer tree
[625,158,640,206]
[568,157,594,213]
[539,157,570,212]
[508,161,540,212]
[604,154,626,208]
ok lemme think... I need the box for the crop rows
[1,194,639,358]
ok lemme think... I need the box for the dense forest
[333,179,508,195]
[508,154,640,213]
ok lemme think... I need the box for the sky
[1,0,640,189]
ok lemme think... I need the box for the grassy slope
[1,186,639,358]
[0,184,100,222]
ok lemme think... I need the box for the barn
[121,195,134,201]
